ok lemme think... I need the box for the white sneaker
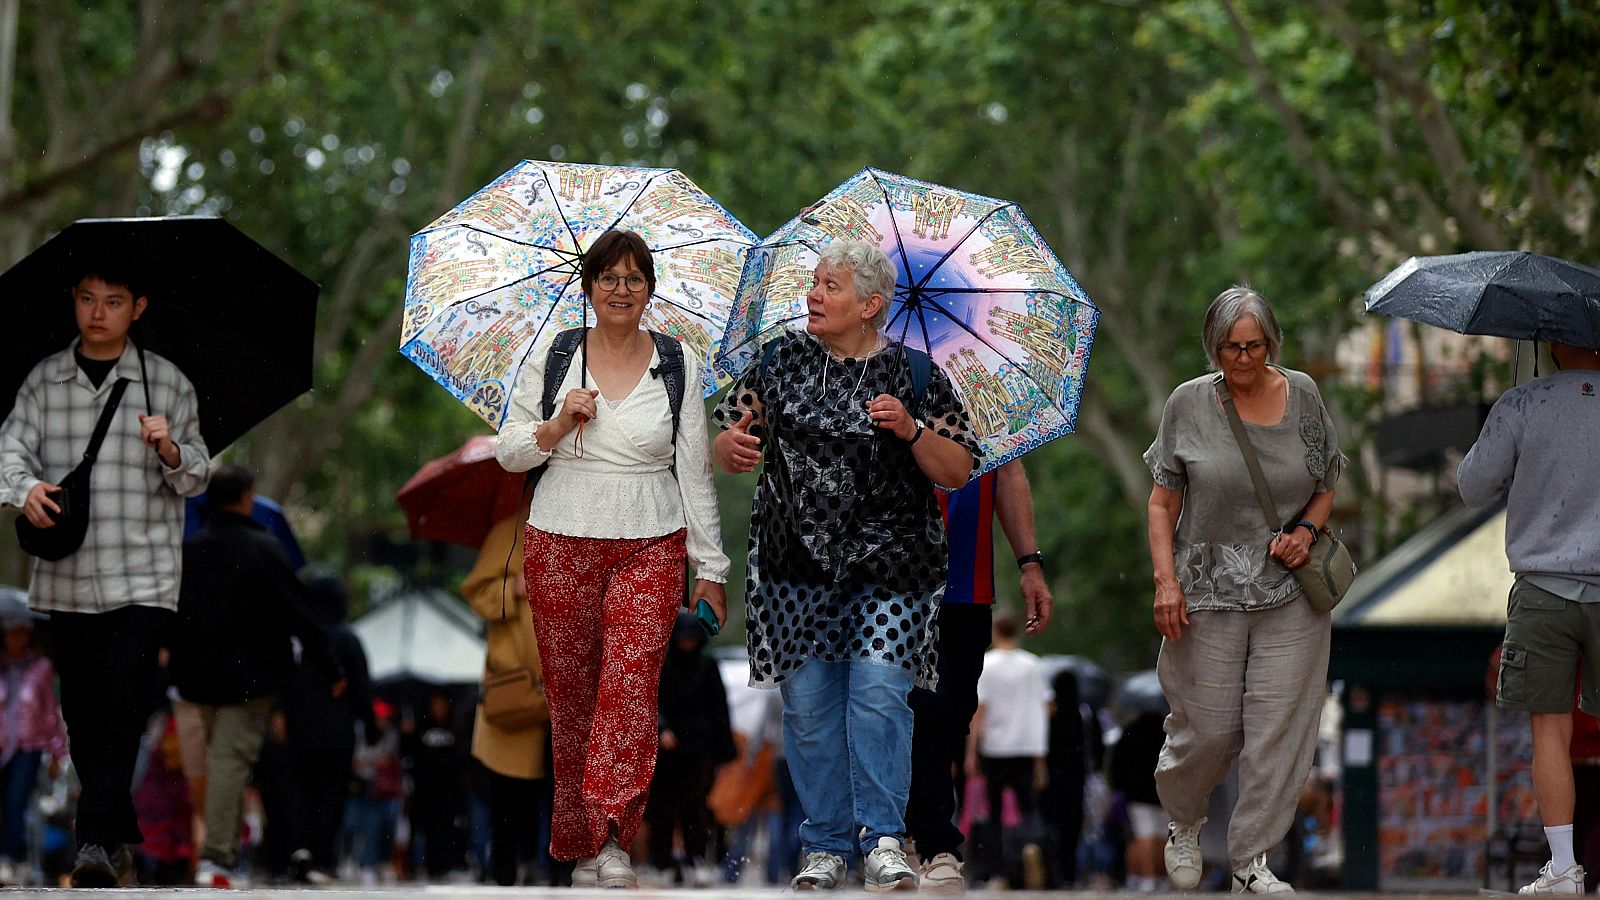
[1520,861,1587,894]
[595,838,637,889]
[1166,817,1206,890]
[572,856,599,887]
[1233,854,1294,893]
[792,851,847,890]
[919,852,965,894]
[864,836,918,892]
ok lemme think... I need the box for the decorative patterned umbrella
[715,167,1099,475]
[401,161,757,426]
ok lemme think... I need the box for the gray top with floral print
[1144,367,1346,613]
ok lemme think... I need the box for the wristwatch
[1294,520,1319,544]
[1016,551,1044,571]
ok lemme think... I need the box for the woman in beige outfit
[464,514,549,886]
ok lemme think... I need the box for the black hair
[69,255,147,300]
[207,464,256,507]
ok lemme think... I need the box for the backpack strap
[538,327,586,422]
[648,331,687,445]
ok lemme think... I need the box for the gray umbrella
[1111,669,1168,715]
[0,585,42,628]
[1364,250,1600,350]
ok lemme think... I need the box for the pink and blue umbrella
[715,167,1100,475]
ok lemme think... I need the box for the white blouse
[496,330,730,584]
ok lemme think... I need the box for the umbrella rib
[419,223,582,260]
[648,235,757,254]
[505,268,585,392]
[913,203,1018,292]
[427,259,583,320]
[868,169,917,296]
[534,162,585,256]
[649,293,723,327]
[915,292,1079,426]
[602,169,668,236]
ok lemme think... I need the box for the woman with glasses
[712,240,980,892]
[497,229,729,889]
[1142,286,1345,894]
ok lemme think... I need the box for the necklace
[820,352,874,412]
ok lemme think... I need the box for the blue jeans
[780,657,915,858]
[0,751,42,862]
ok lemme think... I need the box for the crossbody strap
[83,378,133,465]
[1212,375,1286,535]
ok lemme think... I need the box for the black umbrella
[1040,654,1112,708]
[1111,669,1168,716]
[0,217,319,453]
[1364,250,1600,350]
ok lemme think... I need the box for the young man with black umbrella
[0,262,211,887]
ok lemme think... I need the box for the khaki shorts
[170,698,208,782]
[1497,579,1600,716]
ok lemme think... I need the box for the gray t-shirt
[1458,369,1600,596]
[1145,368,1346,613]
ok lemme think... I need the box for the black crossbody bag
[15,378,132,561]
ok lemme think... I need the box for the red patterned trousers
[523,526,686,861]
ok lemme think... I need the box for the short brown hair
[992,614,1020,641]
[581,230,655,298]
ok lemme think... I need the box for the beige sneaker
[596,838,637,889]
[1519,861,1586,894]
[571,856,599,887]
[1166,818,1206,890]
[919,852,965,894]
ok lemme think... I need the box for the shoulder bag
[14,378,132,561]
[1213,376,1356,614]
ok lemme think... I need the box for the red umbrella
[396,436,527,547]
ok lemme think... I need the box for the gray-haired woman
[713,240,981,892]
[1143,286,1345,894]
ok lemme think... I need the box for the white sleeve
[496,333,557,473]
[676,344,730,583]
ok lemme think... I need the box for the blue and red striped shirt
[937,471,997,605]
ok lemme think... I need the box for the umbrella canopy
[715,167,1100,476]
[1039,654,1112,708]
[351,585,486,684]
[1364,250,1600,350]
[395,435,526,548]
[0,217,320,453]
[0,585,44,627]
[1111,669,1168,715]
[401,161,757,426]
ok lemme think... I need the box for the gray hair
[818,240,896,330]
[1202,285,1284,371]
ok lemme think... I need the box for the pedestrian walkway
[7,888,1502,898]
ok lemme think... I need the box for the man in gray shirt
[1459,341,1600,895]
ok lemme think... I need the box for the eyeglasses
[1216,340,1269,360]
[596,274,648,293]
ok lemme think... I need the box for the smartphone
[694,598,720,637]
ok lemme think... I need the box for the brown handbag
[480,667,549,730]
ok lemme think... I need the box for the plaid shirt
[0,340,212,613]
